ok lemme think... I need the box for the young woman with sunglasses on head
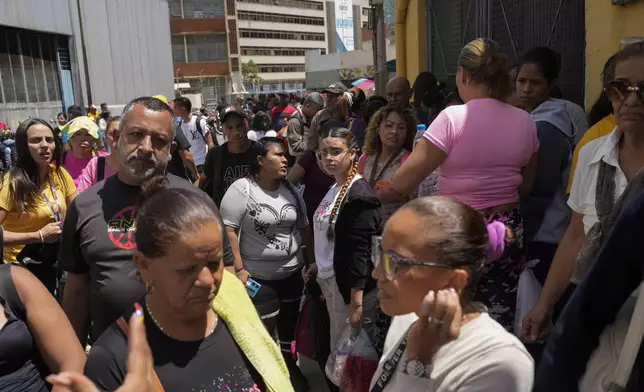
[306,127,382,351]
[219,137,312,391]
[522,42,644,343]
[370,197,533,391]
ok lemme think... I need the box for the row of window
[168,0,225,19]
[171,34,228,63]
[238,11,325,26]
[240,29,325,41]
[0,29,61,104]
[241,47,326,56]
[257,64,305,73]
[238,0,323,11]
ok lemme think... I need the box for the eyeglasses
[316,148,348,160]
[604,80,644,103]
[372,236,458,281]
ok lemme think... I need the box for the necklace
[144,296,216,339]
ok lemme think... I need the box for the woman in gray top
[220,137,313,391]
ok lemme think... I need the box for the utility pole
[370,0,387,96]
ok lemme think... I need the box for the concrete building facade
[0,0,175,127]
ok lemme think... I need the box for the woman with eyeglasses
[305,127,382,352]
[220,137,313,391]
[369,197,533,391]
[522,42,644,343]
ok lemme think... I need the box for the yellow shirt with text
[0,167,76,263]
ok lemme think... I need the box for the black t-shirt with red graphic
[58,174,234,341]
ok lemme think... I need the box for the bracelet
[38,230,44,244]
[235,266,245,273]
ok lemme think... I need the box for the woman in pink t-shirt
[77,117,120,192]
[380,38,539,331]
[63,116,108,188]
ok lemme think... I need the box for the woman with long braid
[305,127,382,351]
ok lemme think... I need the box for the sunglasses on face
[604,80,644,103]
[371,236,462,281]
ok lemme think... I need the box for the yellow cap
[67,116,100,140]
[153,95,169,104]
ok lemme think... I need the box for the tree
[241,60,262,85]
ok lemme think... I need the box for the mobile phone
[245,278,261,298]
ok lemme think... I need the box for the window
[0,27,61,104]
[239,29,325,41]
[168,0,225,19]
[362,7,370,16]
[240,47,324,56]
[362,21,368,28]
[238,11,324,26]
[171,36,186,63]
[257,64,305,73]
[185,34,227,62]
[237,0,323,11]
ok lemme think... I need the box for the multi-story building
[168,0,230,107]
[231,0,328,93]
[0,0,174,127]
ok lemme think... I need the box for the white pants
[317,275,379,350]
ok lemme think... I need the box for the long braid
[326,160,359,241]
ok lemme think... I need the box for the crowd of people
[0,37,643,392]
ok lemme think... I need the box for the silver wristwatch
[402,359,433,378]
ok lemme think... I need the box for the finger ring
[430,317,444,325]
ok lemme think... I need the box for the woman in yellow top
[0,119,76,291]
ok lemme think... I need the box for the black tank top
[0,300,48,392]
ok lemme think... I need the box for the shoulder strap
[195,116,208,144]
[610,287,644,390]
[595,161,617,219]
[401,151,411,165]
[211,146,225,206]
[96,156,106,182]
[62,150,67,165]
[358,153,366,174]
[116,317,165,392]
[0,264,27,321]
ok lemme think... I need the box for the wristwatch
[402,359,433,378]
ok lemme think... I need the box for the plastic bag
[514,259,543,336]
[325,325,379,392]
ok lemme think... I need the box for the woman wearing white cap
[62,116,107,188]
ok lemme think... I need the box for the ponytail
[326,160,359,241]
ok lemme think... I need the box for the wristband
[235,266,245,273]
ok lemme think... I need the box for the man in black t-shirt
[59,97,235,345]
[199,106,259,207]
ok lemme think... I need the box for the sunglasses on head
[604,80,644,103]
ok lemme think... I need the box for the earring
[145,281,154,293]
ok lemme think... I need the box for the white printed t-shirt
[180,115,210,165]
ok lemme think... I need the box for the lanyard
[370,334,409,392]
[40,176,63,222]
[368,151,399,188]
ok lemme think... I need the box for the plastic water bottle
[414,124,427,147]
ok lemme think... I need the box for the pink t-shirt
[424,98,538,210]
[76,155,118,193]
[64,151,110,189]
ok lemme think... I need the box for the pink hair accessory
[486,221,506,263]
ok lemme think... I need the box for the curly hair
[362,104,416,156]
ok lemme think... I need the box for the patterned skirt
[474,208,526,331]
